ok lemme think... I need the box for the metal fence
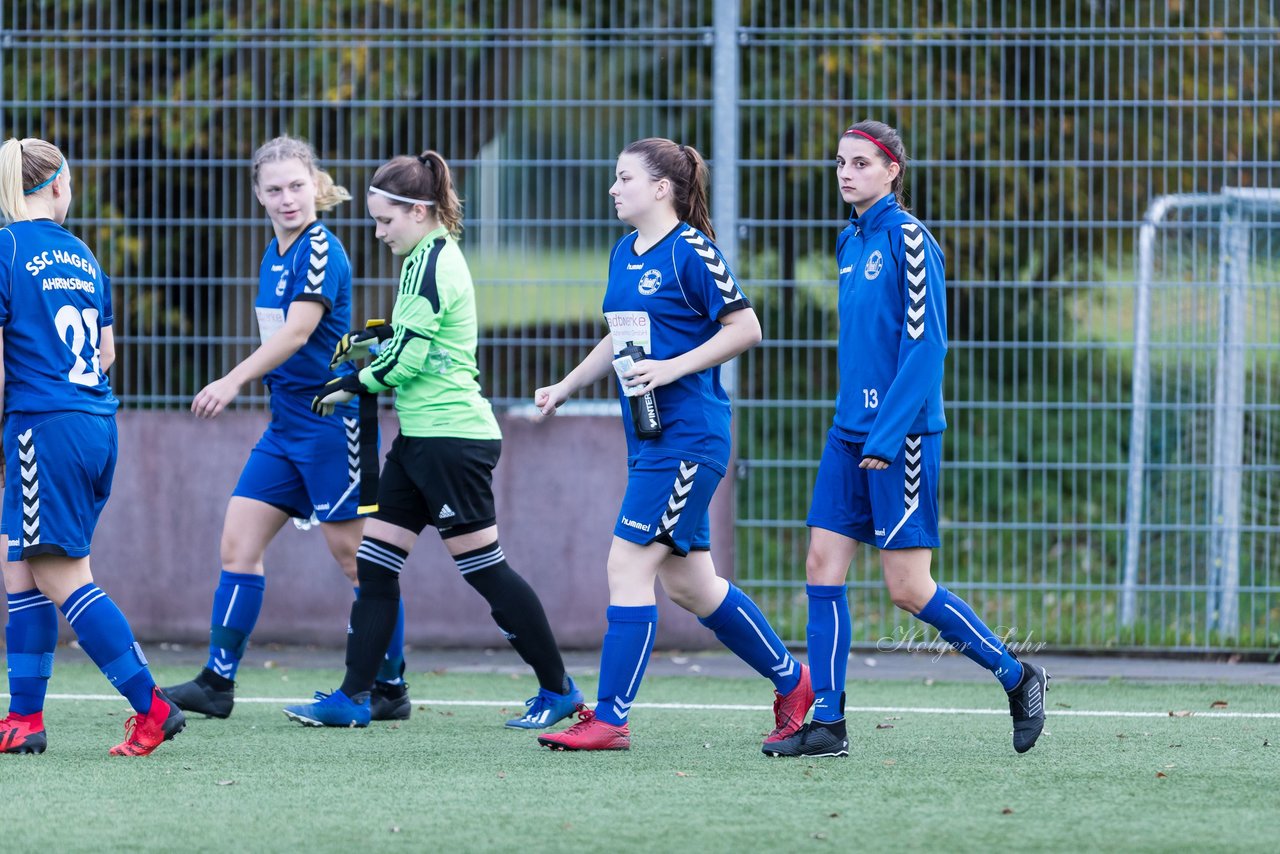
[2,1,1276,650]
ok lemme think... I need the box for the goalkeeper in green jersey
[285,149,580,730]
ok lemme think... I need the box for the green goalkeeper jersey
[357,226,501,439]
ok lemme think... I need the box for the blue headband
[24,159,65,196]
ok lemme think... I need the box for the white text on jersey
[25,249,98,279]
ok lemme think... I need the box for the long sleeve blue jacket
[832,193,947,462]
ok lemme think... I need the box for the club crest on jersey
[638,269,662,296]
[864,250,884,280]
[275,273,288,297]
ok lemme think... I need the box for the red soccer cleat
[764,663,814,744]
[1,712,47,755]
[537,706,631,751]
[109,688,186,757]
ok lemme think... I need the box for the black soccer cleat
[162,668,235,719]
[762,719,849,758]
[370,681,411,722]
[1007,661,1050,753]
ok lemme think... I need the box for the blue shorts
[806,430,941,550]
[614,452,720,557]
[4,411,117,561]
[232,391,369,522]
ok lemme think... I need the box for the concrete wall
[71,410,734,650]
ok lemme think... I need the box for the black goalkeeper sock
[340,538,408,697]
[454,542,570,694]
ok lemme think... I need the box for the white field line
[11,693,1280,720]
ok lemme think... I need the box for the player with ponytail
[287,149,581,730]
[534,138,814,753]
[164,135,414,724]
[0,137,184,755]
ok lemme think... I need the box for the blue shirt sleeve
[289,225,341,312]
[862,223,948,462]
[101,271,114,327]
[675,227,750,320]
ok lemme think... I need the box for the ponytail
[677,144,714,241]
[313,169,352,212]
[251,135,350,212]
[0,137,65,223]
[0,140,26,222]
[368,149,464,238]
[620,137,715,241]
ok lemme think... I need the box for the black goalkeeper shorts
[371,435,501,539]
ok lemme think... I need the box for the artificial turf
[2,663,1276,853]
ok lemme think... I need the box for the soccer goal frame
[1121,188,1280,639]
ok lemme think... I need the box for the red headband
[843,128,900,165]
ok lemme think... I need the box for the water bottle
[612,341,663,440]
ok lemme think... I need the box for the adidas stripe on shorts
[3,411,117,561]
[614,451,721,557]
[806,429,942,550]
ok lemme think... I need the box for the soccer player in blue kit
[764,121,1049,759]
[163,136,411,722]
[534,138,813,752]
[0,137,185,756]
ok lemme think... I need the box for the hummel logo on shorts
[438,504,456,520]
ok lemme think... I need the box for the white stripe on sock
[8,599,55,614]
[943,602,1003,655]
[828,600,840,688]
[65,589,106,626]
[624,621,654,697]
[457,553,505,574]
[455,546,504,572]
[358,541,408,573]
[358,540,407,573]
[221,585,241,627]
[735,606,780,660]
[358,541,406,567]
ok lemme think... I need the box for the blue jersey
[602,223,750,475]
[0,220,118,417]
[833,194,947,462]
[257,221,354,395]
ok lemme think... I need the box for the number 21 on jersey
[56,304,103,386]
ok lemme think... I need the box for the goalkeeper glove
[311,373,367,416]
[329,318,392,370]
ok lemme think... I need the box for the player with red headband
[763,120,1050,758]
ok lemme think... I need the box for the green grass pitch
[2,663,1276,852]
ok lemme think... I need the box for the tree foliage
[2,0,1275,397]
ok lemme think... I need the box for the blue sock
[356,588,406,684]
[594,605,658,726]
[205,570,266,682]
[699,584,801,694]
[6,589,58,715]
[915,585,1023,691]
[806,584,850,722]
[60,584,156,713]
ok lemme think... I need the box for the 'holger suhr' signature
[875,626,1048,661]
